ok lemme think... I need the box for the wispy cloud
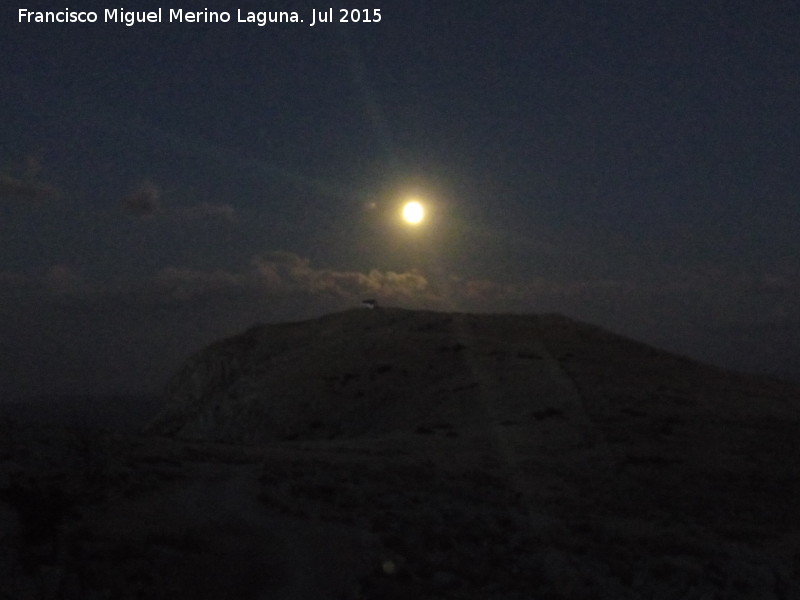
[122,181,161,217]
[2,256,798,331]
[176,201,237,223]
[121,181,237,223]
[0,173,58,203]
[251,252,437,303]
[153,267,245,302]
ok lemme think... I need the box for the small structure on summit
[362,299,378,309]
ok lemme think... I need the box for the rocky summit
[3,308,800,599]
[149,307,799,443]
[151,307,614,442]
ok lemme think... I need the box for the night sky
[2,1,799,399]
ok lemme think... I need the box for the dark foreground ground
[1,416,798,600]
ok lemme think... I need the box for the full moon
[402,200,425,225]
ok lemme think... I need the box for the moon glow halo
[402,200,425,225]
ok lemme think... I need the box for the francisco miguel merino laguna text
[17,8,383,27]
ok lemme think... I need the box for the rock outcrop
[148,307,799,445]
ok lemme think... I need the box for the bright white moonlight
[402,200,425,225]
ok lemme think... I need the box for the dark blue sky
[2,1,799,397]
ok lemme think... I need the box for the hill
[2,308,799,599]
[149,307,798,446]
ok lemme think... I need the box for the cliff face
[147,307,799,445]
